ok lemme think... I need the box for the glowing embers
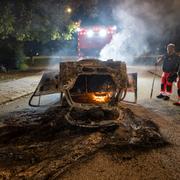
[70,74,116,104]
[92,92,113,103]
[71,92,113,104]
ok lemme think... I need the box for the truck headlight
[87,30,94,38]
[99,29,107,37]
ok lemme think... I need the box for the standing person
[156,43,180,100]
[173,67,180,106]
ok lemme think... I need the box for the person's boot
[173,101,180,106]
[163,96,170,101]
[156,94,164,99]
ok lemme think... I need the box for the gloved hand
[168,73,178,82]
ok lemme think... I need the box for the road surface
[0,66,179,180]
[0,66,179,119]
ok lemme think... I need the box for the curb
[0,92,33,106]
[148,70,161,77]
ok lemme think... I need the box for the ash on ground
[0,105,167,179]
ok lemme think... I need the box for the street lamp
[66,7,72,14]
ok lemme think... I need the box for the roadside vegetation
[0,0,80,71]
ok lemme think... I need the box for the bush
[15,43,28,70]
[0,39,28,70]
[18,62,28,71]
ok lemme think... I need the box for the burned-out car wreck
[29,59,137,128]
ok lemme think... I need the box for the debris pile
[0,105,167,179]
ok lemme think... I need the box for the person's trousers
[177,76,180,99]
[160,72,173,96]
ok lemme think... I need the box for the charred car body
[29,59,137,128]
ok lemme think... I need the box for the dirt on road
[0,102,179,180]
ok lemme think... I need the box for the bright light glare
[87,30,94,38]
[66,7,72,13]
[77,28,81,32]
[99,29,107,37]
[112,26,117,30]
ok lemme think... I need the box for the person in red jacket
[156,43,180,100]
[173,69,180,106]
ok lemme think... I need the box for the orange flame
[71,92,113,104]
[92,92,113,103]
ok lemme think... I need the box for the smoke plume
[100,0,180,64]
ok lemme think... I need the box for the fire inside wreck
[29,58,137,127]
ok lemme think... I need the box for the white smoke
[100,10,149,63]
[100,0,180,64]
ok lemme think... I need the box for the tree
[0,0,78,42]
[0,0,79,69]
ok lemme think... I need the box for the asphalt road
[0,66,179,120]
[0,66,179,179]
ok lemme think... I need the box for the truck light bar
[77,26,116,38]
